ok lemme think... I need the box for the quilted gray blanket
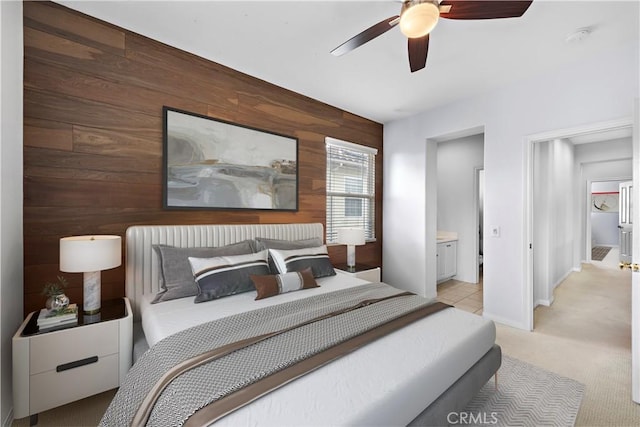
[100,283,449,427]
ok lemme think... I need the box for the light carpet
[464,355,585,427]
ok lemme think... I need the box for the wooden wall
[22,2,383,316]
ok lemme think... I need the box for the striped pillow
[254,237,324,273]
[268,245,336,278]
[151,240,255,303]
[189,250,270,303]
[250,267,319,300]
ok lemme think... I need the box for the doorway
[428,128,485,312]
[525,118,634,331]
[435,132,484,285]
[589,180,631,268]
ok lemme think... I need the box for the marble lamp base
[83,270,102,314]
[346,244,357,269]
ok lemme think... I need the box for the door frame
[631,98,639,403]
[523,117,633,332]
[474,167,484,284]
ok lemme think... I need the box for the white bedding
[140,274,495,426]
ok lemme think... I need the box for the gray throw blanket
[100,283,446,427]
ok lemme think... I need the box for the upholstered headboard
[125,223,324,319]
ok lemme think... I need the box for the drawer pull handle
[56,356,98,372]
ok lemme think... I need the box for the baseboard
[552,269,573,291]
[535,297,554,307]
[533,269,570,308]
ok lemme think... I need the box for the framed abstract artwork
[162,107,298,211]
[591,191,619,213]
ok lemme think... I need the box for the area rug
[591,246,612,261]
[463,355,585,427]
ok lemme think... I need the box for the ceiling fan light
[400,0,440,39]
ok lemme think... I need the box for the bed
[103,223,501,426]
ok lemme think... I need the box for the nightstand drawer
[29,353,119,414]
[29,321,118,374]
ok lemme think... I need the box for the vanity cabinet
[437,240,457,282]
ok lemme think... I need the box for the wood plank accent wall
[22,2,383,316]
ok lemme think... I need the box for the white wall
[383,41,639,329]
[532,140,550,305]
[550,139,575,291]
[437,134,484,283]
[532,138,574,307]
[0,1,24,424]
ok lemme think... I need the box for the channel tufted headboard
[125,223,324,319]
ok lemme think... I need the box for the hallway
[437,251,639,425]
[496,260,638,425]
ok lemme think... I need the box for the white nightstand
[334,263,381,282]
[12,298,133,425]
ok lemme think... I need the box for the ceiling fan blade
[408,34,429,73]
[331,15,400,56]
[440,1,533,20]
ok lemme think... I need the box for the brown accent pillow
[251,267,319,300]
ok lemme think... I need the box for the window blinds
[325,137,377,243]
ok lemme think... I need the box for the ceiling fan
[331,0,534,72]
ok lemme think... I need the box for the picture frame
[591,191,619,213]
[162,107,298,211]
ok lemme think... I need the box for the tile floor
[436,274,483,314]
[436,245,617,316]
[436,247,617,315]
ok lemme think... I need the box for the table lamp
[337,228,366,271]
[59,235,122,315]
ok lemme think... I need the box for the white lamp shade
[336,228,366,246]
[59,235,122,272]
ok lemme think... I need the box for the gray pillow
[189,250,270,303]
[254,237,323,273]
[152,240,255,303]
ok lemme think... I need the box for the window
[344,177,363,217]
[326,137,377,243]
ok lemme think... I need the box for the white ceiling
[57,0,639,124]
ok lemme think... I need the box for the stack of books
[37,303,78,330]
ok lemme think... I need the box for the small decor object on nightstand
[37,303,78,330]
[41,275,70,311]
[337,228,366,272]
